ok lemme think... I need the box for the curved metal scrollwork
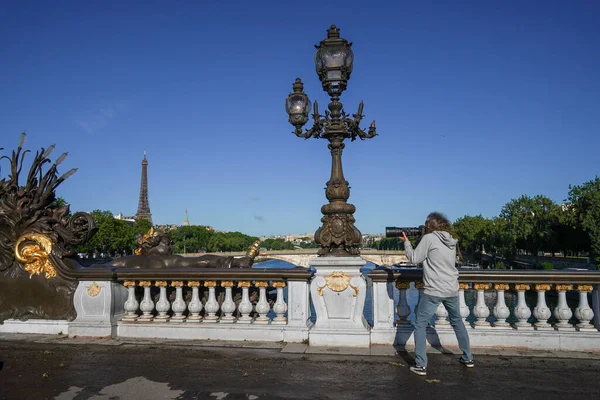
[15,233,56,279]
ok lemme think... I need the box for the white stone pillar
[154,281,170,322]
[492,284,511,328]
[396,282,411,325]
[186,281,203,323]
[514,284,533,330]
[220,281,236,323]
[236,281,253,324]
[169,281,186,323]
[370,280,397,345]
[575,284,596,331]
[458,283,471,326]
[533,284,552,330]
[122,281,139,322]
[434,302,450,327]
[254,281,271,324]
[203,281,219,323]
[308,256,369,347]
[473,283,491,328]
[139,281,155,321]
[553,284,574,331]
[284,278,312,342]
[272,282,288,324]
[70,280,129,337]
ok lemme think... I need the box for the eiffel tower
[135,151,152,224]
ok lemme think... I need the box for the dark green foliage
[540,262,554,270]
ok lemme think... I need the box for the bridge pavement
[1,334,599,399]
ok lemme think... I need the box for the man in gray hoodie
[400,212,474,376]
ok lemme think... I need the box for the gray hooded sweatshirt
[404,231,459,297]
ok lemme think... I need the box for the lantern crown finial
[327,25,340,38]
[293,78,304,93]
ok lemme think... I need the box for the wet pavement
[1,334,600,399]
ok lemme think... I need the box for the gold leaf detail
[396,282,410,290]
[459,283,470,290]
[577,285,593,292]
[237,281,251,288]
[155,281,168,287]
[139,281,152,287]
[204,281,217,287]
[415,282,425,289]
[87,282,102,297]
[272,281,286,288]
[171,281,184,287]
[494,284,510,291]
[15,234,56,279]
[325,271,351,292]
[555,284,572,291]
[123,280,136,287]
[514,284,530,291]
[255,281,269,288]
[221,281,234,287]
[474,283,490,291]
[187,281,200,287]
[535,284,551,291]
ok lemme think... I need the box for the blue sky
[1,1,599,237]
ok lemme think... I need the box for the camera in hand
[385,226,425,238]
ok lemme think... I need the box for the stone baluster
[533,284,552,329]
[170,281,186,322]
[139,281,155,321]
[434,302,450,327]
[254,281,270,324]
[473,283,491,327]
[514,284,533,329]
[220,281,236,323]
[395,282,411,324]
[459,283,471,326]
[492,284,510,328]
[122,281,139,322]
[575,285,595,331]
[272,281,288,324]
[237,281,253,323]
[154,281,170,321]
[186,281,203,323]
[554,284,574,330]
[204,281,219,322]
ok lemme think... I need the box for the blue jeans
[412,293,473,368]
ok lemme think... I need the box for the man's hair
[424,212,453,234]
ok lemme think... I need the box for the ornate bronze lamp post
[286,25,377,257]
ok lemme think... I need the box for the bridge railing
[368,268,600,351]
[72,267,313,342]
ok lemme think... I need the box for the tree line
[74,210,320,257]
[452,177,600,266]
[369,177,600,267]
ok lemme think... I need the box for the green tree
[78,210,136,257]
[133,218,153,237]
[500,195,559,263]
[567,177,600,265]
[454,215,492,255]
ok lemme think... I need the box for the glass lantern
[286,78,311,128]
[314,25,354,96]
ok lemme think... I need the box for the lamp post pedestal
[309,256,370,347]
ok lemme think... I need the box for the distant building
[183,209,190,226]
[114,212,136,226]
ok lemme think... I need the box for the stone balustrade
[4,262,600,352]
[369,268,600,351]
[66,267,313,342]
